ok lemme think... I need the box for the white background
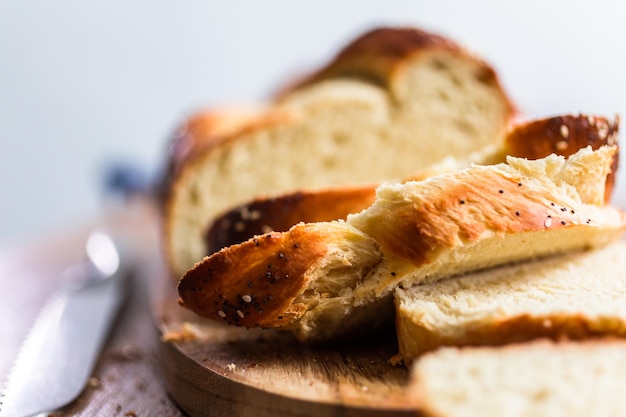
[2,1,626,244]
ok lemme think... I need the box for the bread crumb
[555,140,568,151]
[389,353,404,367]
[161,322,201,342]
[88,376,101,389]
[227,363,237,371]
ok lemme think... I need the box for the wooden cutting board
[153,270,416,417]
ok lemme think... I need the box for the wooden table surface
[0,198,187,416]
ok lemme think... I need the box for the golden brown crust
[178,224,337,328]
[505,114,620,203]
[366,170,580,266]
[204,185,377,254]
[287,27,471,91]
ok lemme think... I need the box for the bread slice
[163,26,516,278]
[410,339,626,417]
[396,240,626,363]
[205,114,619,253]
[178,146,625,342]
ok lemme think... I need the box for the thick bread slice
[410,339,626,417]
[396,240,626,364]
[205,114,619,253]
[163,26,515,277]
[178,146,625,342]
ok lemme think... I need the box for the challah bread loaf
[396,240,626,364]
[205,114,619,253]
[178,146,625,343]
[163,26,516,278]
[410,339,626,417]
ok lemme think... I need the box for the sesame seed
[249,210,261,221]
[518,182,523,187]
[218,310,226,318]
[561,220,566,225]
[544,217,552,227]
[459,199,466,204]
[515,211,520,216]
[236,310,244,318]
[560,124,569,138]
[499,189,504,194]
[391,272,396,276]
[571,209,575,214]
[555,140,568,151]
[242,295,252,303]
[597,121,609,139]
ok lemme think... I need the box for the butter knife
[0,231,129,417]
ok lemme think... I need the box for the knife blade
[0,231,129,417]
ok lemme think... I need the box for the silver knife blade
[1,233,128,417]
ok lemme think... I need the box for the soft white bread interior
[178,146,625,343]
[396,240,626,364]
[204,114,619,253]
[163,27,515,278]
[410,339,626,417]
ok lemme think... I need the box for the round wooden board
[153,270,417,417]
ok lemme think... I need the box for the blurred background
[2,0,626,244]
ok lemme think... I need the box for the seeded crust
[179,222,381,328]
[204,114,620,253]
[178,146,625,342]
[205,185,378,254]
[505,114,620,203]
[162,26,516,278]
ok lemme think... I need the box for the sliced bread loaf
[204,114,619,253]
[410,339,626,417]
[163,26,515,278]
[178,146,625,342]
[396,240,626,363]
